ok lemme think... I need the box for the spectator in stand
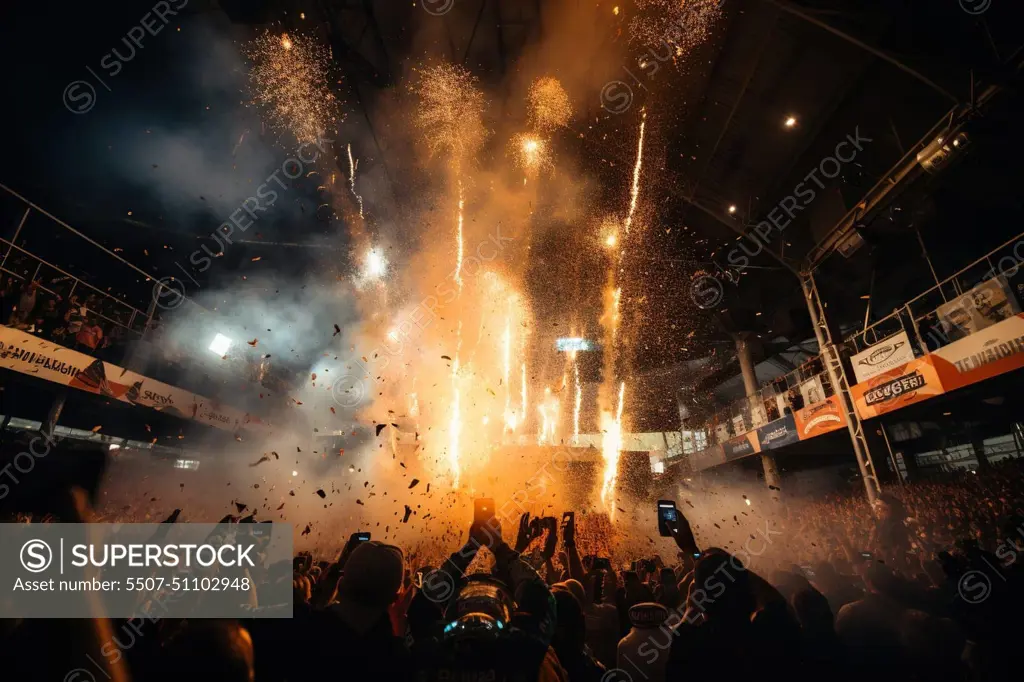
[64,294,87,338]
[6,279,38,327]
[75,315,104,353]
[35,296,63,339]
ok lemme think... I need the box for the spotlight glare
[365,248,387,279]
[208,333,233,356]
[784,116,797,128]
[727,205,737,214]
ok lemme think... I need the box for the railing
[845,228,1024,356]
[677,228,1024,466]
[685,359,836,449]
[1,237,149,338]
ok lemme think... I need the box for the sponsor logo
[803,413,842,434]
[951,333,1024,374]
[201,412,231,424]
[142,390,174,405]
[858,340,905,368]
[864,371,926,406]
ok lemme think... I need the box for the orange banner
[793,394,847,439]
[930,312,1024,392]
[851,355,945,420]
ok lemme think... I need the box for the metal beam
[763,0,960,104]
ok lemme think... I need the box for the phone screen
[657,500,678,537]
[474,498,496,525]
[356,532,371,542]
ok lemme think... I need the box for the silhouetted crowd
[2,445,1023,682]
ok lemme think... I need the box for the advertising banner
[850,356,945,420]
[723,432,760,461]
[798,375,825,407]
[935,276,1020,341]
[756,414,800,451]
[793,394,847,439]
[931,312,1024,392]
[850,331,916,383]
[0,326,269,435]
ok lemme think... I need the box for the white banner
[0,326,269,435]
[799,375,825,407]
[850,330,916,383]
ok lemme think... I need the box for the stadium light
[208,333,233,356]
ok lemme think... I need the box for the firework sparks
[628,0,722,63]
[573,352,581,445]
[537,387,560,445]
[621,110,647,244]
[527,77,573,131]
[510,133,551,177]
[601,381,626,514]
[415,64,486,161]
[244,31,337,144]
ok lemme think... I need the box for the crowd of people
[2,440,1023,682]
[1,274,131,360]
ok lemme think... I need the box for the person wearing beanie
[616,602,670,682]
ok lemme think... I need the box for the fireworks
[244,31,337,144]
[364,248,387,280]
[527,77,573,131]
[537,387,560,445]
[601,382,626,514]
[573,352,581,445]
[510,133,551,176]
[415,64,487,161]
[347,144,364,221]
[621,110,647,245]
[628,0,722,62]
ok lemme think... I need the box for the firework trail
[600,110,647,511]
[347,143,364,221]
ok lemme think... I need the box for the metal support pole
[735,334,782,494]
[878,422,905,487]
[915,228,946,301]
[43,388,68,441]
[801,272,881,503]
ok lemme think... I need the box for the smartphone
[474,497,496,526]
[355,532,371,543]
[860,551,873,560]
[657,500,679,537]
[593,557,612,571]
[562,511,574,525]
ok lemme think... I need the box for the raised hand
[515,512,532,553]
